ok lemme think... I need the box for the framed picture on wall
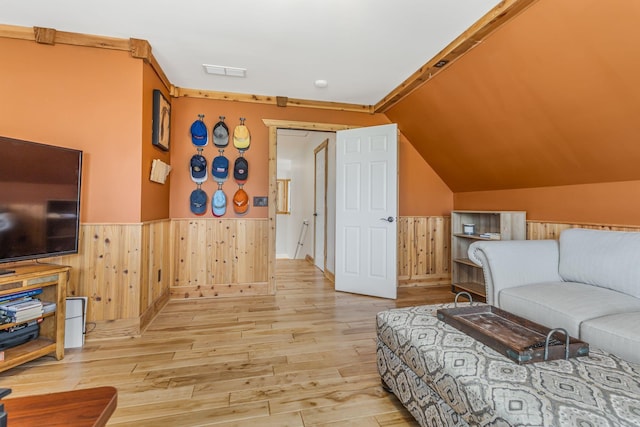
[152,89,171,151]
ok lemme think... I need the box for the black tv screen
[0,136,82,264]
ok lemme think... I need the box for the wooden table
[2,386,117,427]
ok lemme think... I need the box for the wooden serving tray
[436,305,589,364]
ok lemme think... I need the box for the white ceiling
[2,0,500,105]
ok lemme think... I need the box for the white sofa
[468,227,640,364]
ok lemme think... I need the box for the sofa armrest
[468,240,562,306]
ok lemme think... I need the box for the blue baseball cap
[212,189,226,217]
[190,119,208,147]
[189,188,207,215]
[190,154,208,183]
[212,155,229,182]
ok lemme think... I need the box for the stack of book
[479,232,502,240]
[0,299,44,324]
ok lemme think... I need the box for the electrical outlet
[253,196,268,207]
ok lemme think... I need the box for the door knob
[380,216,394,223]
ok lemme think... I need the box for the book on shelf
[0,299,44,324]
[42,301,56,315]
[479,232,502,240]
[0,288,42,304]
[0,299,42,312]
[11,309,44,323]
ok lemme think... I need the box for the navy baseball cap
[189,188,208,215]
[190,154,208,183]
[212,155,229,182]
[190,119,208,147]
[234,157,248,184]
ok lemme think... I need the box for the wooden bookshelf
[0,263,69,372]
[451,211,526,301]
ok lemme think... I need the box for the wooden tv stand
[0,264,69,373]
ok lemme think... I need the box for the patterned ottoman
[376,303,640,427]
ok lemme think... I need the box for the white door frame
[264,120,356,294]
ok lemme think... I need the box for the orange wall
[399,132,452,216]
[141,63,171,222]
[170,97,452,218]
[386,0,640,225]
[455,180,640,226]
[1,38,143,223]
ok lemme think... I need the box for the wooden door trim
[263,120,359,294]
[313,139,329,273]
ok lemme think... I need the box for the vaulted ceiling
[387,0,640,192]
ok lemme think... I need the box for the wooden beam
[0,24,37,41]
[276,96,288,107]
[175,87,374,113]
[128,38,172,92]
[0,24,172,92]
[374,0,540,113]
[34,26,56,45]
[129,38,152,60]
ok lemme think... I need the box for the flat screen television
[0,136,83,271]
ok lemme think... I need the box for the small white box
[65,297,87,349]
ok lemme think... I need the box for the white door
[314,141,327,270]
[335,124,398,299]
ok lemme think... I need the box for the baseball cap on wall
[212,155,229,182]
[190,119,208,147]
[233,188,249,215]
[213,117,229,148]
[190,154,208,183]
[234,157,248,184]
[189,188,208,215]
[233,123,250,150]
[212,189,227,217]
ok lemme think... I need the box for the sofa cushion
[499,282,640,338]
[581,312,640,364]
[559,228,640,298]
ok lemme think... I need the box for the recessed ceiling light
[314,79,328,88]
[203,64,247,78]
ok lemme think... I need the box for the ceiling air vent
[203,64,247,78]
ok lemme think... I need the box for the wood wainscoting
[39,217,640,341]
[170,218,270,300]
[398,216,451,287]
[527,221,640,239]
[56,220,172,340]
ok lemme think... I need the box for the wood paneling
[31,217,640,343]
[64,224,142,321]
[140,220,172,331]
[54,220,171,339]
[397,216,451,286]
[527,221,640,240]
[170,218,269,300]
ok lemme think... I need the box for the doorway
[274,130,334,269]
[266,120,400,300]
[266,120,354,292]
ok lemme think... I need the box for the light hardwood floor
[0,260,455,426]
